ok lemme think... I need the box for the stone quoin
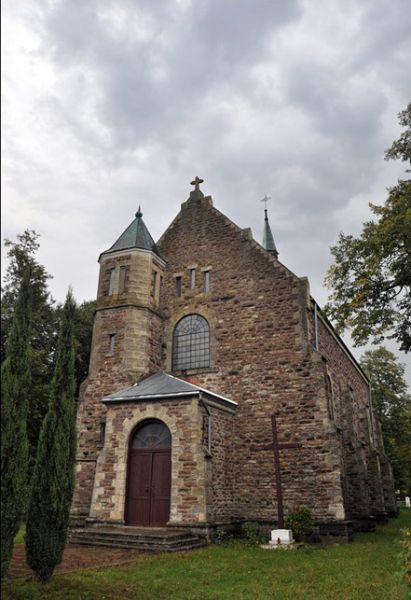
[71,179,396,541]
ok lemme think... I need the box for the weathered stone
[71,185,396,537]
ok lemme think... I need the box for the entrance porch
[86,372,237,530]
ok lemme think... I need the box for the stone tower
[71,208,165,524]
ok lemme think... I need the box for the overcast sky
[2,0,410,381]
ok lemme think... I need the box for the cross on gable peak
[189,176,205,200]
[190,176,204,191]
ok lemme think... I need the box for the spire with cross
[261,194,271,210]
[261,194,278,257]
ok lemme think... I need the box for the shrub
[243,521,262,545]
[285,506,314,541]
[214,529,228,545]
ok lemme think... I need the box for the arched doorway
[125,420,171,526]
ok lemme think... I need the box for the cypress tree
[0,272,31,579]
[1,230,56,474]
[26,290,77,582]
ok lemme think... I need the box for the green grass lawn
[3,510,410,600]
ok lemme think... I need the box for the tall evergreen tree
[54,298,97,397]
[1,230,57,472]
[0,272,32,579]
[26,290,77,582]
[73,299,96,396]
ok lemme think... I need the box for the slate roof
[102,371,237,409]
[101,208,161,257]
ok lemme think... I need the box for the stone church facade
[71,180,396,540]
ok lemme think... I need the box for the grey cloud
[4,0,410,382]
[40,0,302,150]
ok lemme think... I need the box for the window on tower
[108,333,115,355]
[119,266,129,294]
[107,268,116,296]
[151,270,157,297]
[99,421,106,446]
[172,314,210,371]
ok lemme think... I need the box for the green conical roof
[262,209,278,257]
[101,207,159,257]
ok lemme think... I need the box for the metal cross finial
[190,176,204,192]
[261,194,271,210]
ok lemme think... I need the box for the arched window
[131,420,171,449]
[172,314,210,371]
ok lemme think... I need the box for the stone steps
[69,527,207,553]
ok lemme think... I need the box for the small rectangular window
[99,421,106,446]
[176,276,182,297]
[108,333,115,355]
[108,268,116,296]
[151,270,157,297]
[204,270,210,292]
[119,266,129,294]
[190,269,196,289]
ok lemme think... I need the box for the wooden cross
[270,414,302,528]
[251,414,302,528]
[190,176,204,192]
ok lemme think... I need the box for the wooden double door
[125,421,171,527]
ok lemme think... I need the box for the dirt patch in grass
[6,544,143,581]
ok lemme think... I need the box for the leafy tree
[1,231,57,470]
[385,103,411,164]
[26,290,77,582]
[1,272,31,579]
[325,104,411,352]
[360,347,411,494]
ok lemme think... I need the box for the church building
[71,178,396,542]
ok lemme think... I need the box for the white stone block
[269,529,294,546]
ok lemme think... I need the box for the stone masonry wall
[373,416,397,515]
[199,401,236,523]
[158,195,346,524]
[309,308,393,519]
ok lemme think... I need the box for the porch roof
[102,371,238,410]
